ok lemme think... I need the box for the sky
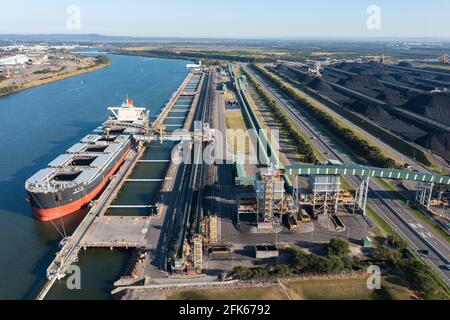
[1,0,449,39]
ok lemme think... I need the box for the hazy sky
[1,0,449,39]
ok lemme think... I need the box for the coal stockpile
[349,66,371,75]
[308,78,334,92]
[398,62,414,68]
[275,64,309,83]
[282,61,450,161]
[414,83,436,91]
[377,90,407,105]
[401,91,450,126]
[308,78,354,104]
[347,100,390,118]
[392,73,416,84]
[416,132,450,160]
[379,75,398,82]
[344,100,427,140]
[338,74,385,90]
[323,63,449,159]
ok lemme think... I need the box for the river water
[0,53,190,299]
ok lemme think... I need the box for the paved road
[245,65,450,285]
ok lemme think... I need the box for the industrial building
[0,54,31,66]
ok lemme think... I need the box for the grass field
[225,110,251,155]
[166,277,416,300]
[225,110,247,130]
[167,286,288,300]
[285,277,416,300]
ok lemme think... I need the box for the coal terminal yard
[276,62,450,163]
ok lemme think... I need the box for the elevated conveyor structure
[286,164,450,185]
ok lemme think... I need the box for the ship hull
[29,146,131,222]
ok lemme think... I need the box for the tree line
[233,237,450,300]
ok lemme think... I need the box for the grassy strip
[286,277,415,300]
[366,207,394,237]
[168,287,288,300]
[242,68,318,163]
[252,64,397,169]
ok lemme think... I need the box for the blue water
[0,53,190,299]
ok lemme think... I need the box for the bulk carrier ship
[25,99,148,221]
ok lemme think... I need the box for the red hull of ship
[32,149,130,222]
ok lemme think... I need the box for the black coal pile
[276,65,309,83]
[379,75,398,82]
[324,73,342,82]
[308,77,354,104]
[416,133,450,161]
[377,90,407,105]
[347,101,390,118]
[392,73,415,83]
[348,66,369,74]
[308,78,334,92]
[436,75,450,82]
[414,83,435,91]
[338,75,385,90]
[401,91,450,126]
[398,62,413,68]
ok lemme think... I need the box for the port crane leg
[355,177,370,216]
[415,182,434,211]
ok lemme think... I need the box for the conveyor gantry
[103,120,215,144]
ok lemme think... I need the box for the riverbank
[0,59,112,98]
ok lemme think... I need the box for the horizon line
[1,33,450,43]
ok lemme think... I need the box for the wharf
[81,216,152,249]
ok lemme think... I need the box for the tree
[328,255,345,273]
[292,251,310,272]
[274,264,293,278]
[233,266,253,280]
[327,238,350,257]
[308,254,334,274]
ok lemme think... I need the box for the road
[244,65,450,285]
